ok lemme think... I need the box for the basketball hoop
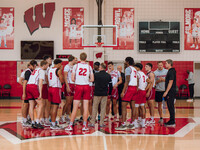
[95,42,104,47]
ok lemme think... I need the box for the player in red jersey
[48,59,64,129]
[65,53,94,131]
[26,60,49,129]
[105,62,122,121]
[145,63,156,124]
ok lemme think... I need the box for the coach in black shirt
[163,59,176,127]
[89,63,112,127]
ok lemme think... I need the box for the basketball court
[1,0,200,150]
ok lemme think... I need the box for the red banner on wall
[0,7,14,49]
[113,8,134,50]
[63,7,84,49]
[184,8,200,50]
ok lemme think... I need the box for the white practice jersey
[137,71,147,90]
[27,68,45,85]
[20,68,31,78]
[64,64,74,84]
[108,70,121,86]
[72,62,93,85]
[48,68,62,88]
[43,70,48,84]
[128,66,138,86]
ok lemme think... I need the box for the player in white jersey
[134,63,148,128]
[105,62,122,121]
[26,61,49,129]
[145,63,156,124]
[65,53,94,131]
[42,56,53,126]
[115,57,137,130]
[59,55,76,124]
[48,59,64,129]
[191,18,199,49]
[18,63,32,127]
[22,60,38,127]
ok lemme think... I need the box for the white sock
[32,121,35,124]
[83,121,87,126]
[45,118,49,122]
[69,122,73,126]
[66,115,69,118]
[36,119,40,124]
[62,115,65,120]
[138,117,142,121]
[23,117,27,123]
[40,118,44,122]
[151,116,154,120]
[52,122,56,126]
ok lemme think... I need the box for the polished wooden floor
[0,99,200,150]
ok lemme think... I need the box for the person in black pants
[117,65,125,118]
[163,59,176,127]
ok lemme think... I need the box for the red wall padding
[141,61,194,88]
[0,61,193,97]
[0,61,22,97]
[0,61,93,98]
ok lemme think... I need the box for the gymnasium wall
[0,0,197,97]
[0,0,200,61]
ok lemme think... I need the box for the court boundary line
[0,117,199,144]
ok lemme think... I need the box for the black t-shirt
[24,70,32,81]
[165,68,176,94]
[94,70,112,96]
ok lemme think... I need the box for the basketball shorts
[122,86,137,102]
[135,90,146,105]
[42,84,48,99]
[74,85,91,101]
[48,87,61,104]
[108,88,119,100]
[65,83,75,97]
[146,88,155,101]
[155,91,165,102]
[26,84,39,100]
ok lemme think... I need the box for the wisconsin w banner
[184,8,200,50]
[63,7,84,49]
[113,8,134,50]
[0,7,14,49]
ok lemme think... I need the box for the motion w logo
[24,2,55,35]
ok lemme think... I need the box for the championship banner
[0,7,14,49]
[63,7,84,49]
[184,8,200,50]
[113,8,134,50]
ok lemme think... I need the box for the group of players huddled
[19,52,170,131]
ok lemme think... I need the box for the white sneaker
[65,125,73,131]
[187,99,194,102]
[44,121,51,127]
[191,44,195,48]
[134,122,139,128]
[82,125,89,131]
[50,125,62,130]
[149,119,155,124]
[196,45,199,49]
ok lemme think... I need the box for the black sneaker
[164,120,176,127]
[79,116,83,122]
[31,123,37,129]
[35,123,44,129]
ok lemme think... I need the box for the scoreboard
[139,22,180,52]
